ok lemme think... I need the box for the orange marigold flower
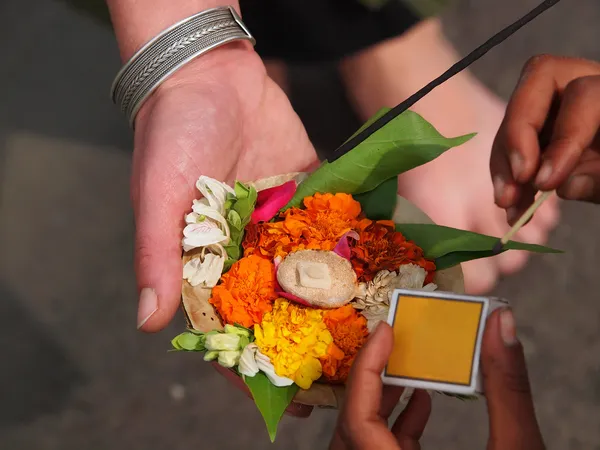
[242,222,298,259]
[352,220,436,282]
[320,305,369,383]
[209,255,277,327]
[303,192,362,220]
[243,193,362,259]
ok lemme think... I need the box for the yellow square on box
[385,293,484,387]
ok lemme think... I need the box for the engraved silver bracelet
[110,6,255,127]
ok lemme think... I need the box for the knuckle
[500,369,533,395]
[502,121,523,148]
[524,54,556,72]
[565,76,596,96]
[135,234,156,273]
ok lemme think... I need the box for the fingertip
[557,174,598,202]
[135,240,184,332]
[137,302,180,332]
[354,321,393,371]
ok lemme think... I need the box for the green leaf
[172,332,206,351]
[244,373,299,442]
[285,110,475,209]
[233,183,257,220]
[239,335,250,349]
[234,181,251,199]
[345,106,391,142]
[224,244,241,261]
[395,223,562,270]
[233,323,256,342]
[354,177,398,220]
[170,335,183,350]
[223,258,235,272]
[227,209,242,231]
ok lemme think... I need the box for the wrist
[108,1,259,127]
[106,0,243,61]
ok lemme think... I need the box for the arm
[106,0,244,61]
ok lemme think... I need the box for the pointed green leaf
[395,223,562,270]
[354,177,398,220]
[345,106,391,141]
[244,373,299,442]
[285,110,475,209]
[227,209,242,230]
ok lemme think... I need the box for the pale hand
[131,44,318,332]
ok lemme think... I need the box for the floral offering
[171,110,558,442]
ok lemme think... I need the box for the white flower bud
[205,333,240,352]
[218,350,241,368]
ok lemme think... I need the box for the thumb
[132,160,194,332]
[481,309,545,450]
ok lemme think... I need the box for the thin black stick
[332,0,562,160]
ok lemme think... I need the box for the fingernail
[493,175,505,203]
[137,287,158,329]
[564,175,595,200]
[499,308,518,347]
[506,207,519,225]
[509,151,523,180]
[535,161,553,187]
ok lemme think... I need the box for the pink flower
[251,181,297,224]
[333,231,360,260]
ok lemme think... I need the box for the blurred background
[1,0,599,448]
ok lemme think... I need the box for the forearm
[106,0,242,61]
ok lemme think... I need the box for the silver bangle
[110,6,255,127]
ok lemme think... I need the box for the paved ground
[1,0,599,449]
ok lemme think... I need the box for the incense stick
[331,0,562,160]
[492,191,554,255]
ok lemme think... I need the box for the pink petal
[333,230,360,260]
[251,181,297,224]
[276,291,313,307]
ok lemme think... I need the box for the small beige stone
[277,250,357,308]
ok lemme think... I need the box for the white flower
[182,202,231,251]
[181,176,236,252]
[353,265,438,331]
[396,264,432,290]
[196,175,235,216]
[238,344,294,387]
[183,245,226,287]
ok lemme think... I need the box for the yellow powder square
[386,295,484,385]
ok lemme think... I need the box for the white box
[381,289,509,396]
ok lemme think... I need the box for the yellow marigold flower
[254,299,333,389]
